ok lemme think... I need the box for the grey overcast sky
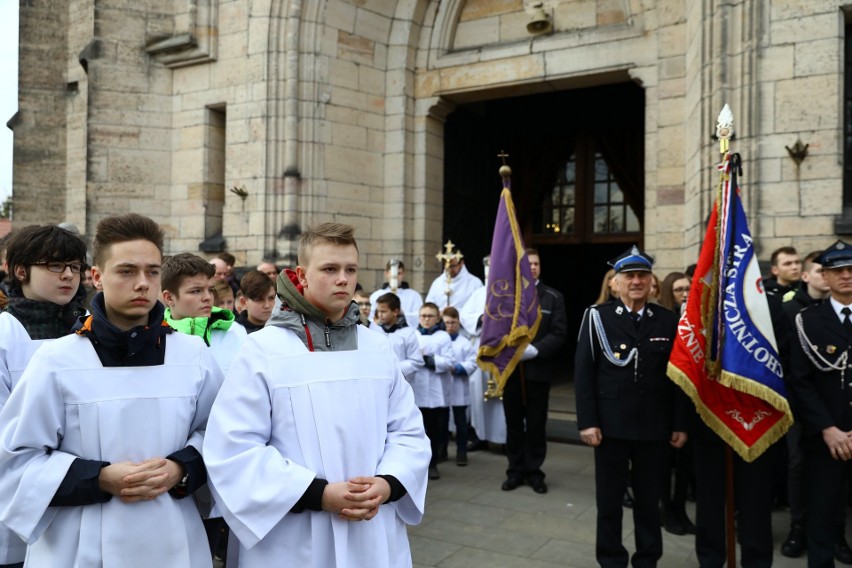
[0,2,18,204]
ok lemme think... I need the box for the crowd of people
[1,215,851,568]
[577,243,852,568]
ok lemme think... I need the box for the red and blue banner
[477,176,541,395]
[667,152,793,461]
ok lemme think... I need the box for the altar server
[0,214,223,568]
[203,222,430,568]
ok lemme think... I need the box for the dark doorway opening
[443,82,645,378]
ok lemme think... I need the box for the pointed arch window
[533,143,641,243]
[592,152,640,234]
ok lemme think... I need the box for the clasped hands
[98,458,184,503]
[322,476,391,522]
[823,426,852,461]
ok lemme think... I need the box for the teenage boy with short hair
[212,279,236,312]
[442,306,478,467]
[375,292,423,379]
[353,289,373,327]
[368,259,423,323]
[0,224,88,568]
[161,252,247,374]
[203,222,430,568]
[235,269,276,334]
[0,214,223,568]
[413,302,455,480]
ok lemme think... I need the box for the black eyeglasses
[32,261,84,274]
[356,301,371,307]
[673,287,690,293]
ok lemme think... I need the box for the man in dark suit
[789,239,852,568]
[575,245,687,568]
[500,248,567,495]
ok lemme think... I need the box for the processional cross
[435,240,464,307]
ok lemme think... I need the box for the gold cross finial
[435,240,464,266]
[498,150,509,165]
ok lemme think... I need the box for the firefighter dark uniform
[575,246,687,568]
[789,240,852,568]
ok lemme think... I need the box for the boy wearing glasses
[0,224,88,568]
[0,214,223,568]
[353,289,373,327]
[413,302,455,480]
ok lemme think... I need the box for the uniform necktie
[630,311,641,328]
[843,307,852,336]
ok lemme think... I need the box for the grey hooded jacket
[266,269,361,352]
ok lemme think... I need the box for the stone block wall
[11,0,852,289]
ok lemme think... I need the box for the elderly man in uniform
[575,246,687,568]
[789,240,852,568]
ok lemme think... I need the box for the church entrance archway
[442,82,646,382]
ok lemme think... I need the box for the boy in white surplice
[0,224,88,568]
[203,222,431,568]
[0,214,224,568]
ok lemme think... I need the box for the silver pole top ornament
[716,103,734,154]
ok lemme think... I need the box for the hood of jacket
[164,306,235,346]
[266,268,360,352]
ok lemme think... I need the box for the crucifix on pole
[435,240,464,308]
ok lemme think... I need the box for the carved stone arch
[384,0,444,289]
[427,0,465,63]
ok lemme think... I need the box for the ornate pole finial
[498,150,512,180]
[716,104,734,155]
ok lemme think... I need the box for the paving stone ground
[409,440,820,568]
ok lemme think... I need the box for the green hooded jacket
[164,305,235,346]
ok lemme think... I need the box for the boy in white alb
[442,307,478,466]
[203,223,430,568]
[368,259,423,324]
[161,253,247,375]
[0,224,88,568]
[412,302,455,480]
[160,252,247,559]
[374,292,423,380]
[0,214,223,568]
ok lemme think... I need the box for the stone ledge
[145,0,218,68]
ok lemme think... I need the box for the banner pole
[725,445,737,567]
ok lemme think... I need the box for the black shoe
[501,476,524,491]
[836,537,852,565]
[678,509,696,535]
[623,489,634,509]
[456,451,468,466]
[467,438,486,452]
[428,465,440,480]
[661,505,686,536]
[780,525,806,558]
[529,478,548,494]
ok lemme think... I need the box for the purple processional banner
[477,184,542,395]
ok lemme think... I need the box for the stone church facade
[10,0,850,292]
